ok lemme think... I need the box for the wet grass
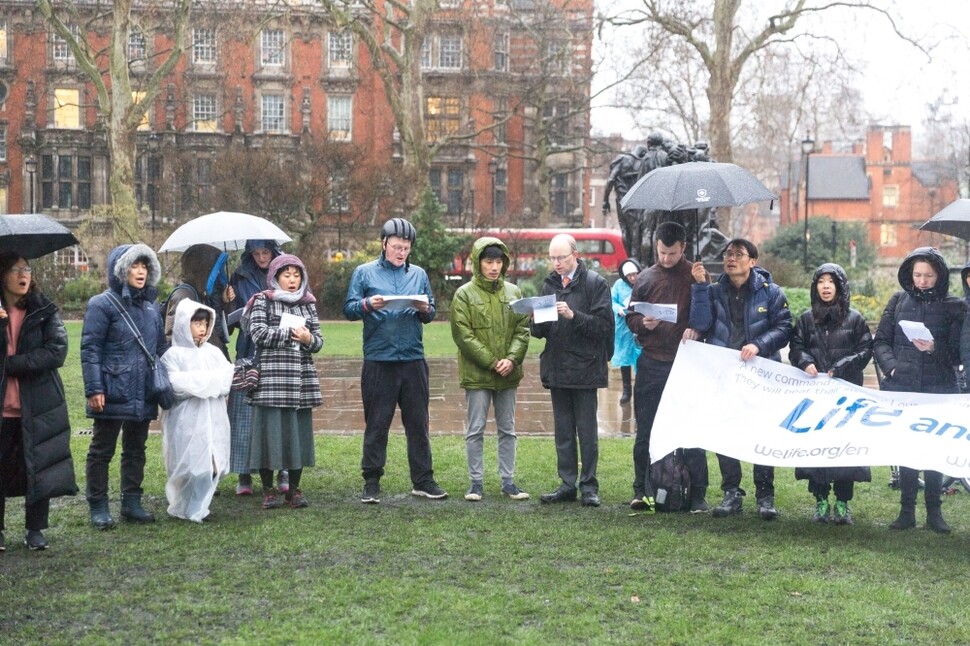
[3,435,970,644]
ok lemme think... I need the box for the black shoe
[712,489,744,517]
[411,481,448,500]
[0,531,5,552]
[689,497,710,513]
[24,530,48,551]
[889,508,916,530]
[539,487,577,504]
[757,495,779,521]
[926,508,951,534]
[581,492,601,507]
[120,494,156,523]
[88,497,116,531]
[619,386,632,405]
[361,481,381,504]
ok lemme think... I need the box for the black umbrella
[918,199,970,240]
[0,213,80,258]
[620,161,776,212]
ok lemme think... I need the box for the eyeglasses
[548,253,575,263]
[7,266,31,275]
[387,244,411,254]
[723,251,749,260]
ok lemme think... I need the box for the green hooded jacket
[450,237,530,389]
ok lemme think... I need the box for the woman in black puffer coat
[874,247,965,534]
[789,263,872,526]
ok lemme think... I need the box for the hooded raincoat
[159,299,232,522]
[611,258,642,368]
[450,237,530,390]
[164,244,231,357]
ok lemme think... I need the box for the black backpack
[649,450,691,512]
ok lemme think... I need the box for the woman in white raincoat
[160,299,233,522]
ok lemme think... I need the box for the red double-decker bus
[448,228,627,280]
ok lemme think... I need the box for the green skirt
[248,406,315,471]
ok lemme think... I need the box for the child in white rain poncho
[160,299,233,522]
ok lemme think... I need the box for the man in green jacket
[450,237,531,502]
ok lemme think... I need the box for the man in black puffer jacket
[688,238,792,520]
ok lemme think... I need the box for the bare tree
[36,0,192,233]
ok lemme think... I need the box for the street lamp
[487,158,497,218]
[801,135,814,271]
[24,156,36,213]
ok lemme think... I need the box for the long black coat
[0,291,77,504]
[531,260,614,389]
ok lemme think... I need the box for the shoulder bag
[104,291,175,410]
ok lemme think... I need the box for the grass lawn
[7,321,969,643]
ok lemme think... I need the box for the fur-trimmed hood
[107,243,161,300]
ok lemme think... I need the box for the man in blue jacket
[687,238,792,520]
[343,218,447,503]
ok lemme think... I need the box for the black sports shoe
[24,530,48,551]
[412,481,448,500]
[361,481,381,504]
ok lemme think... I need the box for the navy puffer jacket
[689,265,792,360]
[876,247,965,394]
[81,244,168,420]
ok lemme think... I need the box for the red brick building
[781,125,960,260]
[0,0,593,262]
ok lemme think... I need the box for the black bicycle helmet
[381,217,417,242]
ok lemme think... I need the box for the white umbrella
[158,211,292,252]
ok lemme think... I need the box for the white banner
[652,341,970,476]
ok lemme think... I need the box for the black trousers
[898,467,943,509]
[85,418,151,501]
[550,387,599,493]
[718,454,774,500]
[632,356,708,497]
[808,479,855,501]
[360,359,435,486]
[0,418,49,531]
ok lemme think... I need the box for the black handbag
[104,291,176,410]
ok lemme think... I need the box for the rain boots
[120,493,156,523]
[88,497,116,531]
[619,366,632,405]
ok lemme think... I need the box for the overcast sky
[591,1,970,141]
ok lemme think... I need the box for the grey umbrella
[918,199,970,240]
[620,161,776,212]
[0,213,80,258]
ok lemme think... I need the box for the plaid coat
[246,295,323,409]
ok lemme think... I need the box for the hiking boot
[261,488,283,510]
[889,506,916,530]
[833,500,853,526]
[501,482,530,500]
[24,530,48,551]
[361,481,381,504]
[757,496,779,521]
[712,489,743,517]
[120,494,156,523]
[276,470,290,494]
[630,495,655,513]
[412,481,448,500]
[926,507,951,534]
[285,489,308,509]
[813,498,831,523]
[88,497,116,531]
[540,487,578,504]
[619,385,632,405]
[464,482,484,502]
[235,473,254,496]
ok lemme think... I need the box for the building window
[132,91,150,130]
[193,94,217,132]
[493,98,507,145]
[494,33,508,72]
[328,30,353,68]
[542,100,572,147]
[880,222,897,246]
[53,88,81,129]
[51,25,79,62]
[0,126,6,162]
[128,30,147,62]
[135,153,160,211]
[494,167,507,216]
[260,94,286,133]
[439,0,460,7]
[421,34,463,71]
[446,169,464,215]
[883,185,899,208]
[551,172,570,218]
[260,29,285,67]
[425,96,460,142]
[327,95,352,141]
[192,28,216,64]
[0,20,9,65]
[545,40,570,75]
[41,153,91,210]
[328,171,350,212]
[0,188,6,215]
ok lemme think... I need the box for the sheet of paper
[629,301,678,324]
[899,320,934,343]
[380,294,429,311]
[278,312,306,331]
[510,295,556,314]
